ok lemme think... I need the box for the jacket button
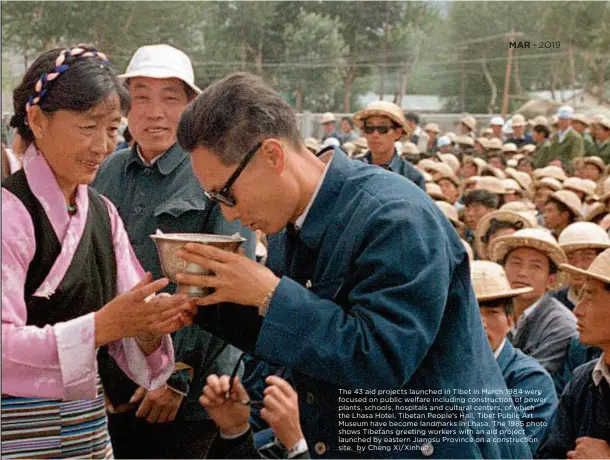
[134,205,143,214]
[306,392,315,405]
[421,442,434,457]
[314,442,327,455]
[144,168,152,176]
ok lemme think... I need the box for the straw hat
[502,143,518,154]
[580,179,599,199]
[427,162,455,177]
[586,203,608,223]
[489,228,568,289]
[548,190,584,219]
[528,115,549,127]
[427,183,448,201]
[422,171,433,183]
[507,159,519,169]
[476,137,490,149]
[473,157,488,173]
[481,128,494,137]
[486,138,503,151]
[417,158,439,172]
[582,156,606,173]
[304,137,320,152]
[533,165,567,182]
[471,261,534,302]
[502,179,523,193]
[475,210,537,260]
[424,123,440,134]
[462,239,474,262]
[455,135,475,147]
[572,114,589,126]
[439,153,461,173]
[560,248,610,285]
[436,171,462,188]
[435,201,464,230]
[445,132,457,143]
[550,115,559,127]
[520,144,536,155]
[489,116,505,126]
[558,222,610,254]
[512,154,525,163]
[597,116,610,130]
[562,177,591,196]
[461,115,477,131]
[598,176,610,203]
[534,177,563,192]
[402,141,420,156]
[353,101,410,138]
[481,165,507,179]
[500,201,539,219]
[342,142,356,156]
[320,112,336,124]
[511,114,526,127]
[475,176,506,194]
[506,169,533,193]
[354,137,368,150]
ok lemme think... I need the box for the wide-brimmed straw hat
[586,203,608,223]
[558,222,610,254]
[461,115,477,131]
[560,248,610,285]
[572,114,589,126]
[533,165,567,182]
[475,176,506,194]
[501,201,538,215]
[597,117,610,130]
[510,114,526,128]
[435,201,464,230]
[582,156,606,173]
[354,137,368,150]
[489,228,568,289]
[506,169,533,193]
[471,261,534,302]
[304,137,320,152]
[476,137,490,149]
[528,115,549,127]
[548,190,584,219]
[501,142,518,154]
[320,112,336,124]
[424,123,440,134]
[599,176,610,204]
[426,183,448,201]
[402,141,420,156]
[439,153,461,173]
[534,177,563,192]
[490,116,505,126]
[475,210,537,260]
[502,179,523,193]
[456,135,475,147]
[520,144,536,155]
[562,177,590,196]
[353,101,410,138]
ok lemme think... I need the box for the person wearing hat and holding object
[475,210,537,261]
[92,44,255,459]
[549,106,585,169]
[544,190,583,239]
[490,229,577,385]
[173,72,531,459]
[537,249,610,459]
[352,101,426,190]
[552,222,610,312]
[459,114,477,139]
[571,114,597,158]
[505,114,534,149]
[319,112,340,143]
[490,116,505,140]
[471,261,558,456]
[591,116,610,164]
[423,122,440,154]
[404,111,429,153]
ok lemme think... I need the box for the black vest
[2,169,120,398]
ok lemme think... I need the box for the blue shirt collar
[364,149,402,172]
[125,142,188,176]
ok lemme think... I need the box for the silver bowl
[150,233,246,298]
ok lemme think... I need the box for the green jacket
[594,141,610,164]
[533,139,553,168]
[583,133,597,157]
[549,128,584,166]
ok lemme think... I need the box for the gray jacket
[512,294,577,382]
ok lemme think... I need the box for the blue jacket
[358,150,426,190]
[551,286,575,311]
[93,143,255,421]
[553,334,603,396]
[497,340,558,455]
[536,359,610,458]
[195,148,531,458]
[505,135,534,149]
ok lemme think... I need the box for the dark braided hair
[11,44,129,145]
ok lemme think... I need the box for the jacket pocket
[154,198,209,234]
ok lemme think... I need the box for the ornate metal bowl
[150,232,246,298]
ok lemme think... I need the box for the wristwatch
[286,438,308,459]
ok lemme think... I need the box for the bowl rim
[150,232,246,244]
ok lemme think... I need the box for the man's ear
[260,139,285,175]
[546,273,557,291]
[26,105,48,141]
[394,127,404,141]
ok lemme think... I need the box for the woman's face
[32,94,121,189]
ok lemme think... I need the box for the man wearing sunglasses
[92,45,255,459]
[175,72,530,459]
[352,101,426,191]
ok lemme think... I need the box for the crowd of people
[2,42,610,460]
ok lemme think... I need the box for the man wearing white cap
[538,249,610,459]
[436,135,453,154]
[549,105,585,168]
[505,114,534,149]
[490,116,505,140]
[93,44,255,458]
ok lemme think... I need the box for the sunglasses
[362,124,395,135]
[204,141,263,207]
[224,352,288,408]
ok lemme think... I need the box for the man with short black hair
[463,189,501,255]
[405,111,429,153]
[532,124,552,168]
[338,117,357,144]
[543,191,583,239]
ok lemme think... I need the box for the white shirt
[294,153,333,230]
[592,354,610,387]
[557,126,572,144]
[493,338,507,360]
[137,145,164,166]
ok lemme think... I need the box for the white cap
[321,137,340,148]
[437,136,452,148]
[557,105,574,120]
[119,44,201,94]
[490,116,505,126]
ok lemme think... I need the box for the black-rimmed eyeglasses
[204,141,263,207]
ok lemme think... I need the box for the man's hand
[175,243,280,307]
[568,437,610,459]
[131,385,183,424]
[260,376,305,450]
[199,374,250,436]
